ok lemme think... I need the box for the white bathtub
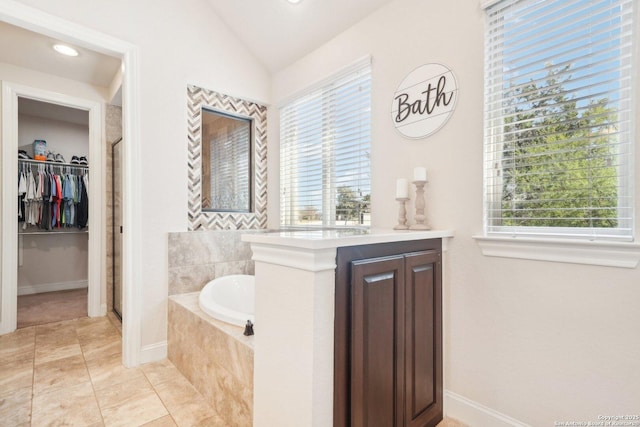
[198,275,255,327]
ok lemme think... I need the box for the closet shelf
[19,229,88,236]
[18,158,89,169]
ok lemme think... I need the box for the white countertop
[241,228,454,250]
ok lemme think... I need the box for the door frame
[1,82,103,322]
[0,0,143,368]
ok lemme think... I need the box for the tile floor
[0,315,466,427]
[0,316,223,427]
[17,289,88,329]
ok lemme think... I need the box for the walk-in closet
[16,98,90,328]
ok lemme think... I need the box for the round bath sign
[391,63,458,139]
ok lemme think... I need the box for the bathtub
[198,275,255,327]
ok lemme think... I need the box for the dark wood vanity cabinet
[335,240,443,427]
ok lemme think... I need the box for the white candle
[396,178,409,199]
[413,166,427,182]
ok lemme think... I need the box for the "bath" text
[394,75,454,123]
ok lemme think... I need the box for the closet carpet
[17,288,88,329]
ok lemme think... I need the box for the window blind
[209,120,250,211]
[484,0,635,240]
[280,59,372,227]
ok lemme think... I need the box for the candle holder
[410,180,430,230]
[394,197,410,230]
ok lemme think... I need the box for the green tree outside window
[500,65,618,228]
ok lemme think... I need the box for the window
[280,58,371,228]
[202,108,252,212]
[484,0,635,241]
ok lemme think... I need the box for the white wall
[12,0,270,351]
[18,113,89,161]
[270,0,640,425]
[18,234,88,293]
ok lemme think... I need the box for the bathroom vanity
[335,238,443,427]
[242,229,453,427]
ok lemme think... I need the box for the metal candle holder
[394,197,410,230]
[410,180,430,230]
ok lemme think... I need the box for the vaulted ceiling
[204,0,395,72]
[0,0,394,93]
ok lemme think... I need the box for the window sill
[473,235,640,268]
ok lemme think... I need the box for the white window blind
[484,0,635,240]
[209,117,251,211]
[280,59,372,227]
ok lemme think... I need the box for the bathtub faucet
[244,320,254,336]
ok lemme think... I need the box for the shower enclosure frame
[112,137,123,320]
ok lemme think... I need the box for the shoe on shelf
[70,156,80,165]
[54,153,66,163]
[46,152,56,162]
[18,150,31,160]
[78,156,88,165]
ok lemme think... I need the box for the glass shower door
[112,138,123,319]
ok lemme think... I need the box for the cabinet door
[351,255,405,427]
[404,251,442,427]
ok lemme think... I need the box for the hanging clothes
[34,168,43,227]
[18,168,27,221]
[77,173,89,229]
[17,160,89,231]
[40,169,52,231]
[23,169,37,229]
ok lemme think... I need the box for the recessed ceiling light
[53,44,79,57]
[287,0,302,4]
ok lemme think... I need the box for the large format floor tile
[0,386,32,426]
[0,316,223,426]
[31,382,102,427]
[1,315,464,426]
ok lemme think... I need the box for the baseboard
[0,320,14,335]
[17,280,88,296]
[445,390,532,427]
[139,340,167,364]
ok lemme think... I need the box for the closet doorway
[16,98,91,328]
[1,82,103,332]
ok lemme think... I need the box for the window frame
[478,0,640,267]
[279,57,372,229]
[483,0,636,242]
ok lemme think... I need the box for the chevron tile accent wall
[187,85,267,231]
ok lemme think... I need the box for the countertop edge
[241,229,455,250]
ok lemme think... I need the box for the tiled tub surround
[168,293,254,427]
[168,230,258,295]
